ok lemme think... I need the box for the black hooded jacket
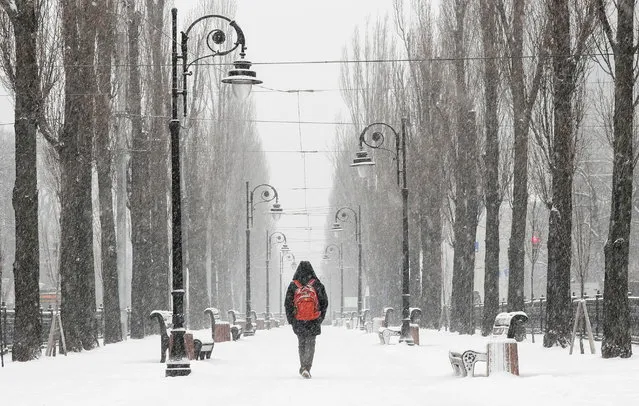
[285,261,328,336]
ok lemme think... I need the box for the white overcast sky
[232,0,396,269]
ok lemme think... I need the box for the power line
[0,51,627,70]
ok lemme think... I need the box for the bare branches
[596,0,616,51]
[0,0,18,20]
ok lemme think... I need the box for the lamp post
[331,206,362,327]
[245,182,282,336]
[279,251,296,318]
[167,8,261,377]
[266,231,288,329]
[322,244,344,316]
[350,119,413,345]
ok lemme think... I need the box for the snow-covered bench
[227,310,244,341]
[194,308,216,360]
[149,310,173,363]
[448,311,528,377]
[149,309,215,362]
[359,308,371,332]
[378,307,400,343]
[378,307,422,344]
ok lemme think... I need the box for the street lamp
[167,8,261,377]
[245,182,282,336]
[279,251,296,317]
[323,244,344,316]
[266,231,288,329]
[331,206,363,328]
[350,119,413,345]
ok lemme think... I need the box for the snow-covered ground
[1,326,638,405]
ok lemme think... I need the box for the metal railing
[471,294,639,342]
[0,302,133,349]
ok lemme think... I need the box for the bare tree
[95,0,121,344]
[126,1,151,339]
[479,0,502,336]
[144,0,170,318]
[0,0,43,360]
[59,0,100,351]
[495,0,549,319]
[448,0,480,335]
[596,0,635,358]
[393,0,446,329]
[544,0,596,348]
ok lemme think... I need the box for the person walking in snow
[285,260,328,379]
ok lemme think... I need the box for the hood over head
[292,260,319,285]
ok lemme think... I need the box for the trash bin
[214,322,231,342]
[410,323,420,345]
[487,339,519,375]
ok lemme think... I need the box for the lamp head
[331,222,343,238]
[270,203,283,221]
[222,58,262,100]
[280,243,290,253]
[351,150,375,179]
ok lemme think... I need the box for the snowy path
[1,326,639,405]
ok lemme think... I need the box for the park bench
[344,311,358,329]
[359,308,371,332]
[377,307,399,344]
[149,309,215,362]
[266,312,280,328]
[194,308,216,360]
[377,307,422,345]
[252,310,265,330]
[227,310,244,341]
[448,311,528,377]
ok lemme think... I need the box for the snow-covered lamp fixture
[331,222,343,238]
[351,150,375,179]
[270,203,283,221]
[222,57,262,100]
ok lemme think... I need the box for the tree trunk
[507,0,528,316]
[145,0,170,317]
[127,8,151,339]
[544,0,574,348]
[480,0,501,336]
[95,0,121,345]
[450,1,479,335]
[601,0,633,358]
[5,1,42,361]
[421,191,442,328]
[409,210,421,312]
[59,0,99,351]
[185,189,208,329]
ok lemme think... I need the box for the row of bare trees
[0,0,268,361]
[329,0,636,358]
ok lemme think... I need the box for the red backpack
[293,279,321,321]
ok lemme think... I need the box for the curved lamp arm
[267,231,286,257]
[333,206,361,242]
[183,14,247,71]
[323,244,341,259]
[355,120,408,188]
[248,183,280,228]
[358,122,400,158]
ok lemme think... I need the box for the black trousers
[297,335,316,371]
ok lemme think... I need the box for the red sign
[531,234,541,246]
